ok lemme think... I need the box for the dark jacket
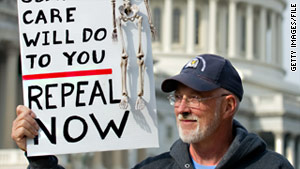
[133,120,294,169]
[27,120,294,169]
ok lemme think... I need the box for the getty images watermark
[290,3,297,71]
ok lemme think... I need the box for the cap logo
[184,56,206,72]
[185,58,199,69]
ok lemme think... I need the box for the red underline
[22,68,112,80]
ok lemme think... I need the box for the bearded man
[12,54,294,169]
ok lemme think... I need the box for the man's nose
[176,97,189,111]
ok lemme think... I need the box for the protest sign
[17,0,159,156]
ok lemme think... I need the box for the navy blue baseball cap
[161,54,244,101]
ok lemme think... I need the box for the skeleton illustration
[112,0,155,41]
[111,0,154,110]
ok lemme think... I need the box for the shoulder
[262,150,294,168]
[26,155,65,169]
[246,149,294,169]
[132,139,191,169]
[132,152,175,169]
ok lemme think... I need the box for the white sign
[17,0,159,156]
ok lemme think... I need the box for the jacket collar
[169,120,266,169]
[170,139,193,169]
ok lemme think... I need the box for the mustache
[177,113,198,121]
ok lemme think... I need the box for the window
[172,8,181,43]
[153,7,161,42]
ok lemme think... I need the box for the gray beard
[177,109,221,144]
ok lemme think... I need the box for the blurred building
[151,0,300,168]
[0,0,299,169]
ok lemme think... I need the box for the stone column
[286,135,296,166]
[275,132,285,155]
[270,11,277,64]
[163,0,172,53]
[70,154,84,169]
[186,0,195,53]
[4,43,19,148]
[201,3,209,51]
[217,4,227,54]
[137,149,147,162]
[277,16,283,67]
[92,152,106,169]
[0,44,7,147]
[208,0,218,54]
[297,138,300,169]
[246,4,254,60]
[112,151,123,169]
[259,7,267,62]
[128,149,138,168]
[228,0,237,58]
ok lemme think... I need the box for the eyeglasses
[168,93,230,108]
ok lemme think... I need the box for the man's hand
[11,105,39,151]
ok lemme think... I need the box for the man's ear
[223,95,237,119]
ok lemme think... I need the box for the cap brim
[161,73,220,93]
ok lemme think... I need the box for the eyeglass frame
[167,93,230,108]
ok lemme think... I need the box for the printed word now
[34,111,130,144]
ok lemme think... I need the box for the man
[12,54,294,169]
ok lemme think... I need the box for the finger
[15,110,39,131]
[13,115,39,132]
[17,142,27,152]
[16,105,37,121]
[13,126,37,141]
[15,119,39,136]
[18,143,27,152]
[16,105,31,116]
[24,113,39,131]
[12,117,38,139]
[12,134,27,152]
[30,111,37,119]
[12,128,33,152]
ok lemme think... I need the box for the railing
[0,149,28,169]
